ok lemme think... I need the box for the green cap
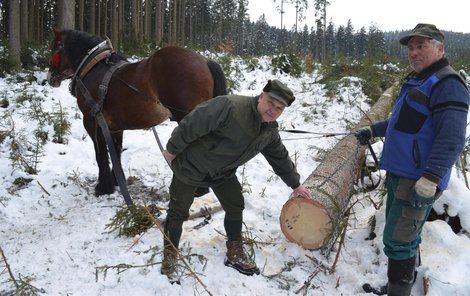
[263,79,295,106]
[399,23,444,45]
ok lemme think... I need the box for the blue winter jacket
[372,58,469,189]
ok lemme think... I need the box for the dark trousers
[164,175,245,248]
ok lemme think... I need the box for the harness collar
[74,39,113,79]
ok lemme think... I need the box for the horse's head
[47,28,75,87]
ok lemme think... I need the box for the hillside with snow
[1,55,469,296]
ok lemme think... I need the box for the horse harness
[71,39,134,206]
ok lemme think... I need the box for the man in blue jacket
[356,24,469,296]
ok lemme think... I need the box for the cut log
[280,84,397,250]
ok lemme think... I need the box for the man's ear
[438,43,445,55]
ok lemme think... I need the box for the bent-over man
[161,79,312,283]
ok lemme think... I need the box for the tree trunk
[111,0,119,47]
[20,0,29,45]
[103,0,107,36]
[89,0,96,34]
[155,0,163,45]
[179,0,185,45]
[9,0,21,70]
[57,0,75,30]
[281,84,397,250]
[130,0,137,41]
[97,0,101,36]
[144,0,151,42]
[78,0,84,31]
[170,0,177,44]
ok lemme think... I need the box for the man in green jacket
[161,79,312,283]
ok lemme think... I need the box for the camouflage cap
[399,23,444,45]
[263,79,295,106]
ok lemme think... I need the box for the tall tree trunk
[170,0,177,44]
[97,0,101,36]
[9,0,21,70]
[155,0,163,45]
[137,0,142,42]
[179,0,185,45]
[130,0,137,41]
[144,0,151,42]
[111,0,119,46]
[78,0,84,31]
[20,0,29,45]
[119,0,123,47]
[103,0,107,36]
[188,0,193,46]
[57,0,75,30]
[28,0,36,42]
[36,0,41,43]
[89,0,96,34]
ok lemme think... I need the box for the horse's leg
[110,130,124,186]
[83,115,116,196]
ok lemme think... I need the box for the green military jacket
[166,95,300,188]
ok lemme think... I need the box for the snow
[1,56,469,295]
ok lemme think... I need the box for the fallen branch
[0,246,19,289]
[36,180,50,196]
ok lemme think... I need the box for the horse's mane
[61,30,127,66]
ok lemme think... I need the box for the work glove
[411,176,438,208]
[354,127,372,145]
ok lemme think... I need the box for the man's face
[407,37,444,73]
[257,93,286,122]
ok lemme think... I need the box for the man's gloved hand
[411,176,438,208]
[354,127,372,145]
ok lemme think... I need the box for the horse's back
[148,47,215,120]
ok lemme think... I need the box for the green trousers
[383,173,433,261]
[164,175,245,248]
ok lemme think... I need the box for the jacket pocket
[394,100,427,134]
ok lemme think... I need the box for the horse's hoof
[94,183,115,196]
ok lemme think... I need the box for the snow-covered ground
[0,56,469,295]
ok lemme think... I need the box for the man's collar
[413,58,449,80]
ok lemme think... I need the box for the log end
[280,197,331,249]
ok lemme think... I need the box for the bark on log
[281,83,397,250]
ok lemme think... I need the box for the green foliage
[15,91,40,105]
[302,54,316,74]
[51,102,71,144]
[12,177,33,187]
[0,44,15,76]
[319,57,403,103]
[9,130,43,175]
[216,54,241,93]
[271,52,303,78]
[105,205,155,237]
[243,57,263,72]
[1,97,9,108]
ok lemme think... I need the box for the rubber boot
[161,219,183,284]
[387,256,416,296]
[224,240,260,276]
[161,245,180,284]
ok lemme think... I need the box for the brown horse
[48,29,227,196]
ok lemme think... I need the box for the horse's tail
[207,60,228,97]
